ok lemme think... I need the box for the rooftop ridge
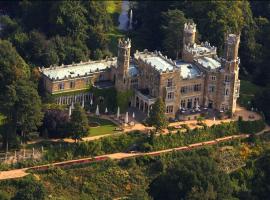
[40,57,117,71]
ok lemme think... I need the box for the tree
[49,1,88,40]
[161,9,191,59]
[147,98,168,130]
[255,87,270,124]
[42,108,70,138]
[12,176,46,200]
[3,80,43,144]
[148,155,233,200]
[0,40,30,95]
[70,103,89,142]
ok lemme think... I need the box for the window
[194,84,201,92]
[166,105,174,113]
[181,86,188,94]
[70,81,75,88]
[58,82,65,90]
[181,100,186,108]
[167,92,174,99]
[194,97,199,105]
[187,99,192,109]
[167,78,173,87]
[209,85,215,93]
[225,75,230,82]
[211,76,216,81]
[225,89,229,96]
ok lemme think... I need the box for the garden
[88,116,118,136]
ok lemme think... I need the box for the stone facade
[40,22,240,120]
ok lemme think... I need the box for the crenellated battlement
[118,38,131,48]
[184,22,196,34]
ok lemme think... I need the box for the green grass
[88,116,118,136]
[238,80,263,108]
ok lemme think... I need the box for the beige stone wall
[135,59,161,97]
[49,70,111,94]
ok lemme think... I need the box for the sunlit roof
[196,57,221,69]
[175,61,201,79]
[42,60,116,80]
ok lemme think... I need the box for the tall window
[209,85,215,93]
[167,92,174,99]
[181,86,187,94]
[167,78,173,87]
[225,89,229,96]
[187,99,192,109]
[181,100,186,108]
[194,97,199,105]
[166,105,174,113]
[58,82,65,90]
[194,84,201,92]
[70,81,75,89]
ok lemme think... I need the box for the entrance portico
[133,90,156,116]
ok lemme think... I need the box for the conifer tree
[147,98,168,130]
[70,103,89,142]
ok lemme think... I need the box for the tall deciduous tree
[0,40,30,94]
[70,103,89,142]
[161,9,191,59]
[147,98,168,130]
[4,79,43,143]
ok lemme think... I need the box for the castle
[40,23,240,120]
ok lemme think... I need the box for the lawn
[238,80,263,108]
[88,116,118,136]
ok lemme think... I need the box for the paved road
[0,133,252,181]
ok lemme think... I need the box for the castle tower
[183,22,196,47]
[223,33,240,73]
[115,38,131,92]
[219,33,241,114]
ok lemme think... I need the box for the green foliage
[70,103,89,141]
[147,98,168,130]
[11,177,46,200]
[0,1,115,67]
[148,154,233,200]
[0,39,29,93]
[0,79,43,147]
[254,87,270,124]
[116,90,133,112]
[161,9,191,59]
[0,190,9,200]
[89,86,117,113]
[151,122,239,151]
[238,118,265,134]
